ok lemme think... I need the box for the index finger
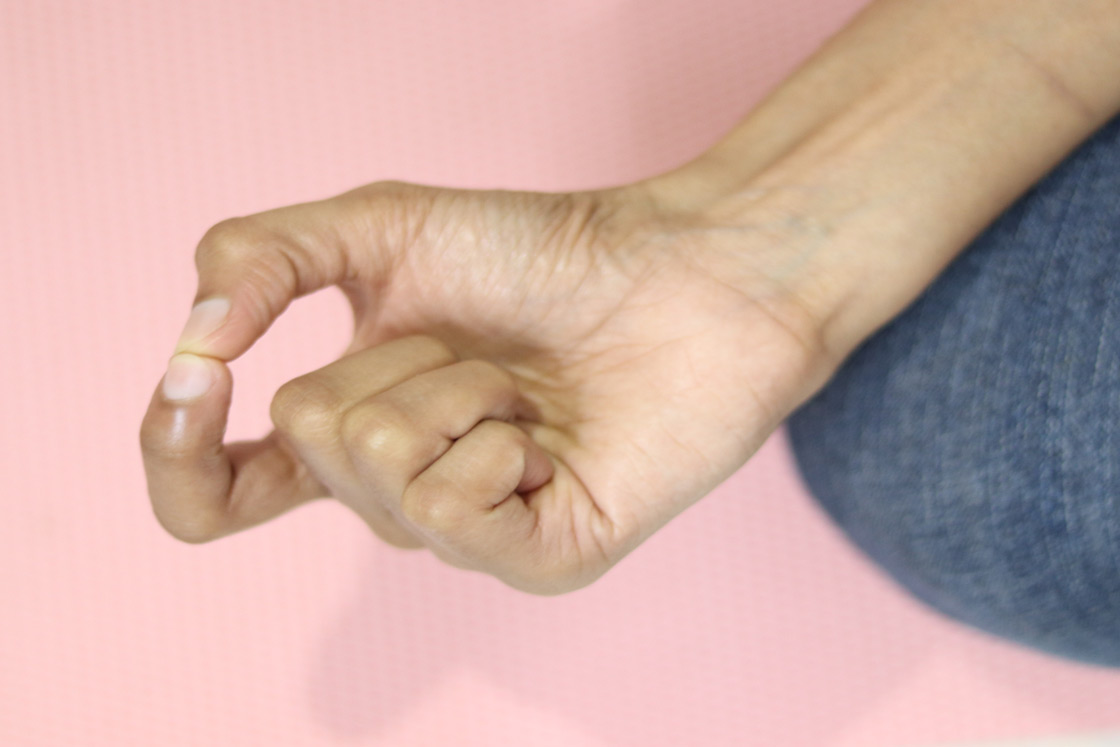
[172,182,424,363]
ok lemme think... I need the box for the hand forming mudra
[139,0,1120,598]
[140,180,838,595]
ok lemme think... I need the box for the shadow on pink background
[2,1,1118,745]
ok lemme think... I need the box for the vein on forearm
[640,0,1120,361]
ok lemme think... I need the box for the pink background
[3,1,1119,745]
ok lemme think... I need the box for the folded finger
[338,357,537,518]
[172,183,424,363]
[396,419,555,574]
[267,335,458,546]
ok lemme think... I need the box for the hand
[140,180,840,594]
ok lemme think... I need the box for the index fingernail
[174,297,230,354]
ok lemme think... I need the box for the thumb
[172,181,429,361]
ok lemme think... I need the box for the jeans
[785,112,1120,668]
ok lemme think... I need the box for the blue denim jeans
[785,112,1120,669]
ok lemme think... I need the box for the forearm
[638,0,1120,362]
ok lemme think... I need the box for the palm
[335,184,831,584]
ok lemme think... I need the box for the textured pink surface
[3,1,1119,745]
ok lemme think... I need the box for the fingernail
[174,297,230,353]
[162,353,214,401]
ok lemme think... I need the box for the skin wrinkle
[993,34,1100,123]
[140,1,1120,600]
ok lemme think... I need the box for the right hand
[139,179,840,594]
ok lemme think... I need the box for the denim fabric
[785,112,1120,668]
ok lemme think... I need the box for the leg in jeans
[784,112,1120,668]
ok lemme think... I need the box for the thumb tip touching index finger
[178,193,373,361]
[172,296,233,357]
[171,292,284,362]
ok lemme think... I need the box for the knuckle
[400,480,459,532]
[355,179,419,202]
[350,179,436,249]
[195,216,256,267]
[339,400,411,460]
[269,378,342,438]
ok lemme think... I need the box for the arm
[141,0,1120,594]
[637,0,1120,363]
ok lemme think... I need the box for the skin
[140,0,1120,596]
[138,183,834,595]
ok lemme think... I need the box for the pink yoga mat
[2,1,1118,744]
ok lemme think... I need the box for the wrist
[630,5,1120,365]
